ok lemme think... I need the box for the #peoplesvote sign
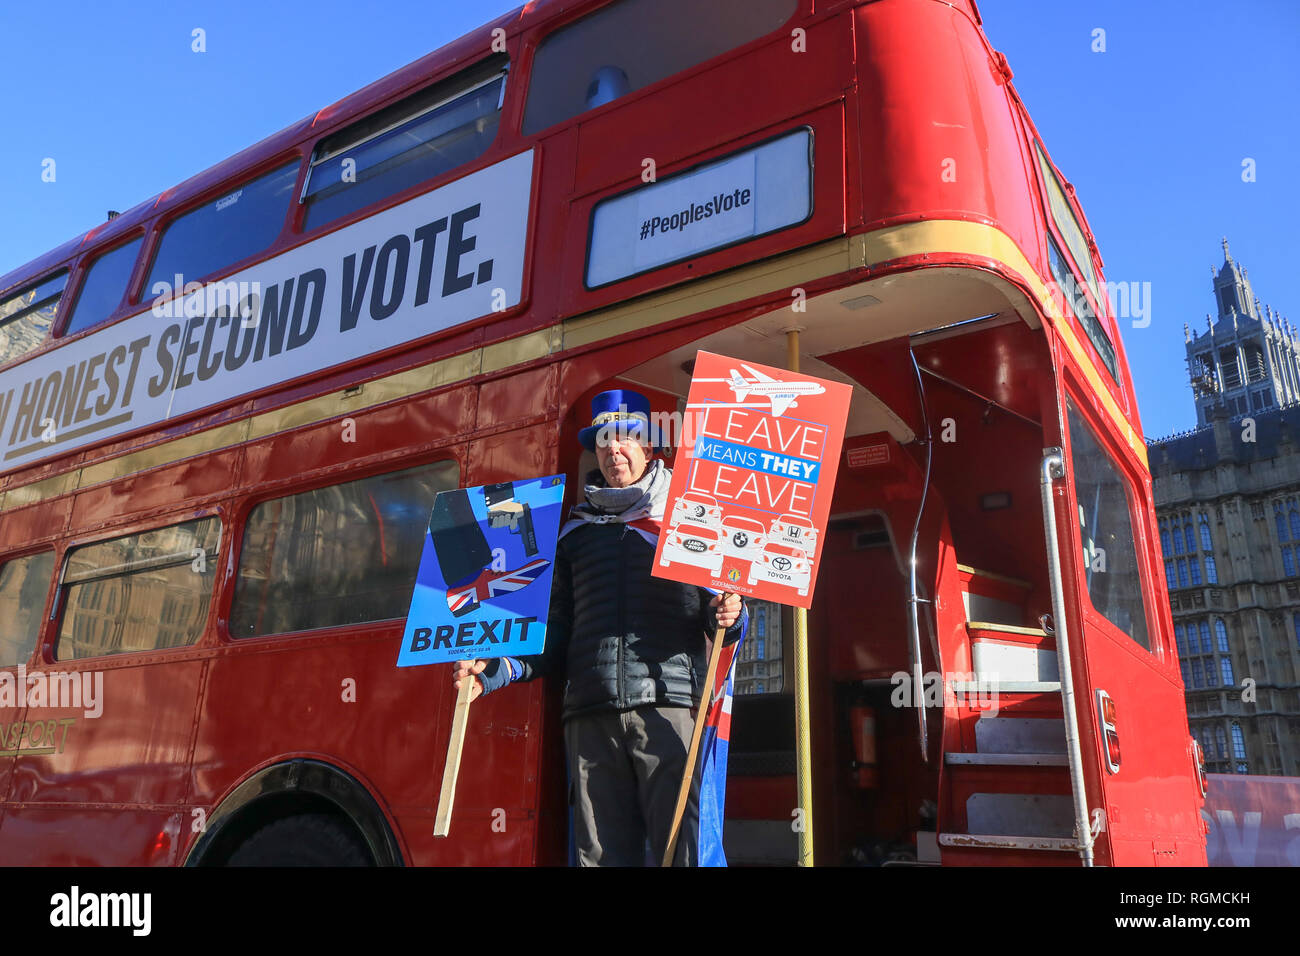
[653,351,851,608]
[398,474,565,666]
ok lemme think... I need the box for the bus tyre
[227,813,372,866]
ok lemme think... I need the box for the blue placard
[397,474,566,667]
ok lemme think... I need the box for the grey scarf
[571,458,672,525]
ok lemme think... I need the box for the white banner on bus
[585,128,812,288]
[0,150,534,473]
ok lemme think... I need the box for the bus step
[968,623,1058,683]
[938,833,1080,852]
[975,716,1066,754]
[958,564,1031,627]
[967,792,1074,837]
[945,751,1068,767]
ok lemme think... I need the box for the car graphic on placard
[660,521,724,575]
[719,515,767,561]
[747,541,812,596]
[672,491,723,529]
[769,514,817,556]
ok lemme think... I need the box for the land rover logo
[732,532,749,548]
[772,556,792,571]
[683,539,706,553]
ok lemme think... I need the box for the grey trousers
[564,705,700,866]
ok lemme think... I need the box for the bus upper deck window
[0,271,66,366]
[62,237,143,337]
[300,55,508,232]
[144,161,299,302]
[522,0,798,135]
[586,66,631,109]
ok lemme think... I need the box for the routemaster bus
[0,0,1207,866]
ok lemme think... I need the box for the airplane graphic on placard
[727,364,826,417]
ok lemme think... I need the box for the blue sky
[1,1,1295,440]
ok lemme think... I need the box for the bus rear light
[1191,736,1208,798]
[1097,689,1120,774]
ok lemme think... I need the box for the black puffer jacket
[514,521,745,720]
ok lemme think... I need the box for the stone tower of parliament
[1149,240,1300,778]
[1185,238,1300,425]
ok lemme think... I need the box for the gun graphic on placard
[483,482,538,556]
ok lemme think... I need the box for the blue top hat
[578,389,665,452]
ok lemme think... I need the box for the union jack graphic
[446,558,551,616]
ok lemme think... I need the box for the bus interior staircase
[934,496,1096,866]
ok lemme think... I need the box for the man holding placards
[453,389,745,866]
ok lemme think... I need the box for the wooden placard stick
[661,606,729,867]
[434,673,475,837]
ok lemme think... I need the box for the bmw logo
[733,532,749,548]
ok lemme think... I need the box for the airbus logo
[726,363,826,417]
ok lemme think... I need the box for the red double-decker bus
[0,0,1206,866]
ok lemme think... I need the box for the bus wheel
[227,813,373,866]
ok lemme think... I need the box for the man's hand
[710,592,742,631]
[452,659,487,702]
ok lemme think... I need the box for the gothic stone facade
[1149,407,1300,776]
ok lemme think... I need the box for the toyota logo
[772,557,792,571]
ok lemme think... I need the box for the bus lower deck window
[230,460,459,637]
[0,551,56,667]
[56,518,221,660]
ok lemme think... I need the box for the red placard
[653,351,852,608]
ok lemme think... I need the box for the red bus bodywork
[0,0,1206,865]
